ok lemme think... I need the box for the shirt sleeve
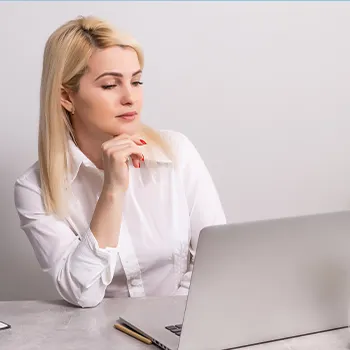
[172,132,227,294]
[14,177,119,308]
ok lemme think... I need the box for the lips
[117,111,137,118]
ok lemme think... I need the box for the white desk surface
[0,297,349,350]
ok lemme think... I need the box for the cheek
[77,89,114,118]
[135,90,144,108]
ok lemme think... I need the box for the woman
[14,16,226,308]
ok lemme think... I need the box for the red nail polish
[140,139,147,145]
[141,154,145,161]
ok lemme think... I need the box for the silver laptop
[119,210,350,350]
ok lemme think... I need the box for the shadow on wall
[0,166,59,301]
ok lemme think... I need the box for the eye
[132,81,144,87]
[102,84,117,90]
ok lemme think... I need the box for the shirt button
[131,279,141,287]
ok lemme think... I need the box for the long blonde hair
[39,16,170,217]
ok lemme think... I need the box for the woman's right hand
[101,134,146,193]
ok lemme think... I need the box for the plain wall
[1,1,350,300]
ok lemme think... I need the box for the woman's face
[65,46,144,141]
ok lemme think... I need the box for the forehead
[87,46,140,77]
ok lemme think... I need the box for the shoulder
[13,161,44,222]
[158,129,200,163]
[14,161,42,196]
[158,129,193,146]
[158,129,189,144]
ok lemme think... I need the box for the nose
[120,85,135,106]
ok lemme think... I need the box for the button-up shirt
[14,130,226,307]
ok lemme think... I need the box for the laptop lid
[178,210,350,350]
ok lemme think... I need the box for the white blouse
[14,130,226,307]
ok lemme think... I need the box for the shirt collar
[68,138,172,184]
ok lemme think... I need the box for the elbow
[57,289,104,309]
[57,285,104,308]
[52,248,111,309]
[55,277,105,309]
[76,296,103,309]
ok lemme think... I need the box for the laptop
[118,210,350,350]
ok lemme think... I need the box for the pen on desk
[114,323,153,345]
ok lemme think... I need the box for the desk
[0,297,349,350]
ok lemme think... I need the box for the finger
[102,136,146,152]
[131,156,139,169]
[108,139,136,149]
[119,145,144,168]
[130,153,144,168]
[128,147,144,169]
[104,143,144,160]
[103,143,129,162]
[107,140,145,168]
[126,145,144,168]
[129,134,147,146]
[112,133,147,146]
[112,132,146,144]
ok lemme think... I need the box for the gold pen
[114,323,153,345]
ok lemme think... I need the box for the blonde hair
[39,16,171,217]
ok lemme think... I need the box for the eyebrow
[94,69,142,81]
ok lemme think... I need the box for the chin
[111,121,141,136]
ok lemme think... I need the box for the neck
[73,130,111,170]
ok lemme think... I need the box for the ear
[61,87,75,114]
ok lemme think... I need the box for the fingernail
[140,139,147,145]
[141,154,145,161]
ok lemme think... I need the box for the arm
[174,133,226,295]
[13,135,145,307]
[14,177,120,308]
[90,188,124,249]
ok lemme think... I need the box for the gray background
[1,1,350,301]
